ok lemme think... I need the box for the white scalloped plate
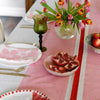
[0,90,49,100]
[0,43,42,67]
[44,55,79,76]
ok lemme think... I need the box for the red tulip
[76,3,81,8]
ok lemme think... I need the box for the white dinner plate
[0,90,49,100]
[0,43,42,67]
[44,55,79,76]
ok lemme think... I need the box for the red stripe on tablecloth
[70,0,88,99]
[70,28,85,100]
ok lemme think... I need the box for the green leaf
[71,3,85,15]
[70,7,75,13]
[62,8,68,20]
[55,2,62,14]
[67,0,70,13]
[62,8,67,14]
[41,3,56,14]
[67,0,76,14]
[73,16,80,31]
[76,16,86,20]
[71,2,73,8]
[35,10,43,14]
[35,10,57,21]
[73,9,87,20]
[76,23,80,32]
[73,16,79,23]
[43,12,57,21]
[75,22,79,32]
[77,3,85,10]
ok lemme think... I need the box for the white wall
[0,0,26,17]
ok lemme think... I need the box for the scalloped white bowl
[86,33,100,54]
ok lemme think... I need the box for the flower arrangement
[36,0,92,32]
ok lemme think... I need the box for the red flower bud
[76,3,81,8]
[85,19,93,25]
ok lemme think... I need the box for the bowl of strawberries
[86,33,100,54]
[44,52,79,76]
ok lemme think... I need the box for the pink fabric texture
[18,23,77,100]
[83,0,100,100]
[18,0,81,100]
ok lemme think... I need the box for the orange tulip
[85,19,93,25]
[57,20,63,26]
[78,8,84,15]
[56,12,62,19]
[84,2,91,7]
[58,0,64,5]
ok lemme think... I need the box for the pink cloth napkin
[0,45,39,60]
[0,44,42,68]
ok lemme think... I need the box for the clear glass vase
[55,23,76,39]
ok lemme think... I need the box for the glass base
[41,47,47,52]
[55,24,76,39]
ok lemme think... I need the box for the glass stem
[39,33,43,50]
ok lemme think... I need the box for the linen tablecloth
[0,0,99,100]
[16,0,82,100]
[18,21,80,100]
[79,0,100,100]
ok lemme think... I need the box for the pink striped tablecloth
[17,0,100,100]
[70,0,100,100]
[82,0,100,100]
[18,22,78,100]
[18,2,80,99]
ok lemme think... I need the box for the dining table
[0,0,100,100]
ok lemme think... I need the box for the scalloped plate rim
[0,89,49,100]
